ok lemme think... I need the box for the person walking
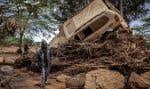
[36,40,51,87]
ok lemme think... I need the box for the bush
[4,37,19,46]
[23,38,33,45]
[3,37,33,46]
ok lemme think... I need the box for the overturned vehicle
[50,0,130,48]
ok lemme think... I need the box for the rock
[129,72,150,89]
[141,71,150,82]
[84,69,125,89]
[0,65,14,75]
[14,58,32,68]
[0,57,4,63]
[56,74,71,82]
[0,57,15,65]
[131,43,136,49]
[4,58,15,64]
[66,73,85,89]
[56,74,85,89]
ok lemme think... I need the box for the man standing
[36,40,51,87]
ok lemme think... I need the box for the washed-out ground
[0,30,150,89]
[0,46,66,89]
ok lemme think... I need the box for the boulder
[0,58,15,65]
[66,73,85,89]
[56,74,71,82]
[141,71,150,82]
[129,72,150,89]
[0,65,14,75]
[0,57,4,63]
[84,69,125,89]
[4,58,15,64]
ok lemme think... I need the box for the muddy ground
[0,47,66,89]
[0,30,150,89]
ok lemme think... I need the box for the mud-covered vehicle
[50,0,130,48]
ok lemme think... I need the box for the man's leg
[41,67,46,87]
[44,67,49,83]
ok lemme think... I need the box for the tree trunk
[120,0,124,17]
[19,31,23,49]
[19,28,25,50]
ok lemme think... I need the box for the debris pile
[53,30,150,89]
[54,30,149,70]
[0,65,20,89]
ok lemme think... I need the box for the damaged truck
[50,0,130,48]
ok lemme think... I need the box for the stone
[129,72,150,89]
[0,65,14,75]
[0,57,4,63]
[66,74,85,89]
[141,71,150,82]
[84,69,125,89]
[56,74,71,83]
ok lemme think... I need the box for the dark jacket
[36,48,51,68]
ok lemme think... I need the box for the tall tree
[51,0,149,23]
[120,0,123,17]
[51,0,92,22]
[1,0,58,45]
[0,0,18,43]
[109,0,149,22]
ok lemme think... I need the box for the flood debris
[0,0,149,89]
[52,30,150,89]
[0,68,24,89]
[8,29,150,89]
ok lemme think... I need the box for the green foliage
[109,0,149,22]
[142,17,150,27]
[3,37,33,46]
[51,0,92,21]
[4,37,19,45]
[132,17,150,35]
[0,0,57,44]
[23,38,33,45]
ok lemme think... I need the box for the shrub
[3,37,33,46]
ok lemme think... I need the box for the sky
[32,30,59,43]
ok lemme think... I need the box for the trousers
[41,66,50,86]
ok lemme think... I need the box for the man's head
[41,39,47,49]
[24,44,29,49]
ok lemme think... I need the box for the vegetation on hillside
[2,37,33,46]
